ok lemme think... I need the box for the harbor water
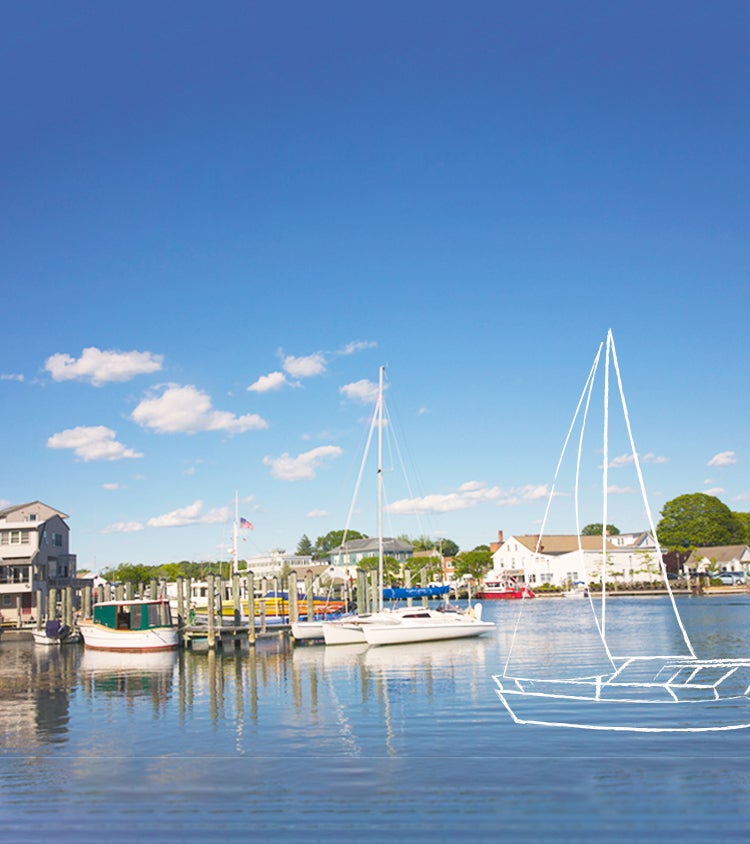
[2,596,750,842]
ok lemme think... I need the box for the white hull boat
[362,604,494,646]
[79,598,179,652]
[32,620,81,646]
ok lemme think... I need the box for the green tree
[733,511,750,545]
[657,493,744,548]
[313,529,368,559]
[452,549,493,581]
[296,534,314,556]
[582,523,620,536]
[356,554,401,586]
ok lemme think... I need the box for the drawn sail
[494,331,750,732]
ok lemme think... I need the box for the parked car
[716,571,745,586]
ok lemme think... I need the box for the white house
[686,545,750,575]
[0,501,79,626]
[489,533,666,588]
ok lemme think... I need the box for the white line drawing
[492,330,750,731]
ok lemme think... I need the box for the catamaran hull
[363,620,495,646]
[290,621,325,641]
[493,681,750,732]
[322,622,368,645]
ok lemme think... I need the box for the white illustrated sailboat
[493,330,750,732]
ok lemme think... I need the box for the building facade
[489,533,667,588]
[0,501,78,626]
[328,537,413,569]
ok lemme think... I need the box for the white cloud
[282,353,327,378]
[387,480,526,515]
[607,485,634,495]
[45,346,163,386]
[735,492,750,501]
[0,373,24,382]
[708,451,736,467]
[47,426,143,461]
[340,378,379,404]
[704,487,725,496]
[307,509,329,518]
[609,452,667,468]
[339,340,377,355]
[147,500,231,528]
[247,371,287,393]
[132,384,268,434]
[263,445,342,480]
[102,521,144,534]
[102,483,121,490]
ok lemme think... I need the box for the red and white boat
[476,574,534,600]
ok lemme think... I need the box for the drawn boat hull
[494,681,750,732]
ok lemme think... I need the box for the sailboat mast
[377,365,384,612]
[233,491,239,576]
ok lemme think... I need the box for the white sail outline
[494,330,750,732]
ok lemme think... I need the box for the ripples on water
[2,597,750,842]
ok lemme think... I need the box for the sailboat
[493,330,750,732]
[322,366,495,647]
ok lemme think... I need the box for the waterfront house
[0,501,80,626]
[685,545,750,575]
[328,537,413,570]
[489,532,667,588]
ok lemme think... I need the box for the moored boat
[476,574,534,600]
[32,619,81,646]
[79,598,179,652]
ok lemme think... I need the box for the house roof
[686,545,750,565]
[0,501,69,521]
[330,537,413,555]
[506,535,619,554]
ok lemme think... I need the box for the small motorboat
[32,619,81,646]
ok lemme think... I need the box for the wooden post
[177,576,185,628]
[15,596,22,628]
[305,571,314,621]
[64,586,74,625]
[421,567,429,608]
[246,572,255,644]
[35,589,44,630]
[357,568,367,615]
[125,581,134,601]
[49,586,58,621]
[405,569,412,607]
[207,573,216,649]
[150,578,158,601]
[96,584,104,604]
[82,584,92,619]
[232,572,240,626]
[288,571,299,623]
[369,570,377,613]
[115,582,124,602]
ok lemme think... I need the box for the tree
[356,554,401,586]
[313,529,367,559]
[582,523,620,536]
[452,549,493,581]
[657,493,744,548]
[734,511,750,545]
[296,534,314,556]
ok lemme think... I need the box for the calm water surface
[2,597,750,842]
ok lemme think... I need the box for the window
[20,530,29,544]
[53,533,63,547]
[10,530,20,544]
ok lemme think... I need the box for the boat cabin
[93,600,174,631]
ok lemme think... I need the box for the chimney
[490,530,505,554]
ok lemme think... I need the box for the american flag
[239,517,254,529]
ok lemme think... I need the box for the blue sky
[2,2,748,572]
